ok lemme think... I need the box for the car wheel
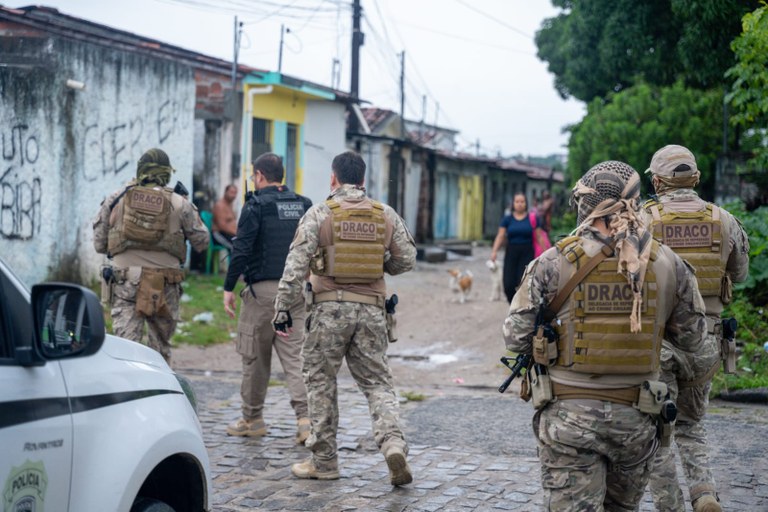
[130,497,176,512]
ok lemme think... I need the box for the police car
[0,257,211,512]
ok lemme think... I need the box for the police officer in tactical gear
[503,160,707,512]
[222,152,313,443]
[92,148,209,365]
[644,145,750,512]
[273,150,416,486]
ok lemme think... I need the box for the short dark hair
[224,184,237,193]
[332,151,366,185]
[253,153,284,183]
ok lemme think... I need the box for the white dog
[447,268,473,304]
[486,260,503,302]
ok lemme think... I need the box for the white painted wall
[0,37,194,286]
[302,101,347,206]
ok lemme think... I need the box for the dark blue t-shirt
[500,214,533,245]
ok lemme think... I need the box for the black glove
[273,310,293,333]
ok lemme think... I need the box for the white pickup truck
[0,257,211,512]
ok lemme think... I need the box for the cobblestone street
[181,367,768,511]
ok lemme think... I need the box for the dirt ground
[172,245,514,393]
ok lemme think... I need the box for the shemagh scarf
[571,161,652,333]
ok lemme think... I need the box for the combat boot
[226,417,267,437]
[383,443,413,486]
[692,495,721,512]
[291,458,339,480]
[296,417,311,445]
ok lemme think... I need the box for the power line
[453,0,532,40]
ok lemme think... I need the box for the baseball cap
[645,145,698,177]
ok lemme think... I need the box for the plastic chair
[200,211,228,274]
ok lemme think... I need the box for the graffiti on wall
[82,98,191,181]
[1,124,42,240]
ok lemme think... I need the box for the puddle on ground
[389,341,465,367]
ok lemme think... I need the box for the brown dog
[447,268,473,303]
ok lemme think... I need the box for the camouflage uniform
[93,176,209,364]
[275,184,416,476]
[505,231,706,511]
[645,187,749,511]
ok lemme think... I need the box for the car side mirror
[32,283,105,359]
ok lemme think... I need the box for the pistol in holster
[721,317,738,374]
[635,380,676,448]
[385,294,399,343]
[100,265,115,306]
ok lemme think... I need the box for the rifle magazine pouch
[386,313,398,343]
[635,381,668,415]
[532,326,558,366]
[722,337,737,374]
[136,269,171,318]
[530,366,553,409]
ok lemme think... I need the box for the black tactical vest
[245,187,311,283]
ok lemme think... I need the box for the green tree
[537,0,759,103]
[567,81,725,196]
[726,4,768,177]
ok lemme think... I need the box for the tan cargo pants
[236,280,308,421]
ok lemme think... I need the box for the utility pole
[331,58,340,89]
[278,24,290,73]
[399,50,405,138]
[349,0,363,133]
[231,16,241,91]
[419,94,426,141]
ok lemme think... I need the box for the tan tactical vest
[646,200,725,297]
[553,236,663,375]
[108,185,186,261]
[311,198,387,284]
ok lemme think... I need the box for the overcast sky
[9,0,585,157]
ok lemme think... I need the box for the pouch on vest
[721,274,733,305]
[532,324,558,366]
[136,269,171,318]
[123,187,171,243]
[529,365,553,409]
[634,380,669,415]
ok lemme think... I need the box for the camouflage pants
[649,331,721,509]
[302,301,406,470]
[236,281,307,421]
[111,273,180,365]
[536,399,658,512]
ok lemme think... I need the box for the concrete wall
[303,101,346,206]
[0,36,194,286]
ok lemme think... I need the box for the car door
[0,261,73,512]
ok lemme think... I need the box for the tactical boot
[291,458,339,480]
[226,418,267,437]
[296,417,311,445]
[693,495,721,512]
[383,444,413,486]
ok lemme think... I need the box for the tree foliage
[537,0,760,103]
[726,4,768,173]
[566,81,725,196]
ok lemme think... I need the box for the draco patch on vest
[583,282,648,314]
[128,188,166,214]
[339,220,378,241]
[276,201,305,220]
[661,222,713,248]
